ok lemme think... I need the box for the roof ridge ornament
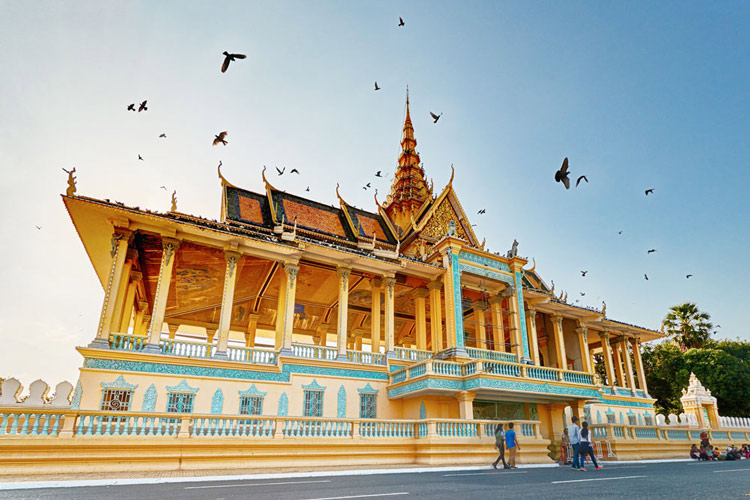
[261,165,281,192]
[63,167,77,196]
[335,182,349,207]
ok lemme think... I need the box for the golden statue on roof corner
[171,191,177,212]
[602,301,607,317]
[63,167,76,196]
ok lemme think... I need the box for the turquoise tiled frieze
[458,252,511,273]
[101,375,138,390]
[450,251,465,349]
[278,392,288,416]
[337,386,346,418]
[83,358,389,382]
[387,376,601,399]
[457,262,514,284]
[598,397,654,409]
[70,380,82,410]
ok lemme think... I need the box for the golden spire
[383,90,433,233]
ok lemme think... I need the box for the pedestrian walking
[578,421,602,471]
[567,415,582,470]
[492,423,510,469]
[506,422,520,469]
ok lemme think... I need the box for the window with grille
[303,390,323,417]
[606,413,616,424]
[628,414,637,426]
[359,393,376,419]
[644,415,653,426]
[240,395,263,416]
[167,392,194,413]
[100,389,132,411]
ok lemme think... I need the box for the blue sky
[1,1,748,386]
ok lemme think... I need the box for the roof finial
[335,182,349,206]
[262,165,280,191]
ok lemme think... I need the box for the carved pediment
[419,196,468,241]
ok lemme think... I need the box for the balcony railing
[346,350,387,366]
[393,347,433,361]
[226,346,276,365]
[466,347,518,364]
[290,343,337,360]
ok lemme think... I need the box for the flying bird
[555,157,571,189]
[580,292,586,296]
[647,249,657,254]
[365,182,371,188]
[160,186,167,190]
[576,175,588,187]
[213,131,228,146]
[290,168,299,174]
[221,51,247,73]
[305,186,310,192]
[375,171,383,177]
[398,17,405,26]
[686,274,693,279]
[138,154,144,161]
[35,225,41,230]
[159,133,166,138]
[644,274,649,280]
[618,231,623,235]
[645,188,654,195]
[581,271,588,277]
[276,166,285,176]
[430,111,442,123]
[374,82,380,91]
[477,209,486,215]
[126,103,135,111]
[138,100,148,112]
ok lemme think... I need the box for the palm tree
[661,302,713,351]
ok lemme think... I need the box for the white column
[576,323,592,373]
[489,294,505,352]
[215,251,241,358]
[143,238,180,352]
[551,315,567,370]
[598,331,616,387]
[621,338,636,390]
[631,337,648,394]
[370,278,382,354]
[526,308,540,364]
[474,301,486,350]
[414,289,428,351]
[384,277,396,354]
[279,262,299,352]
[336,267,351,359]
[91,228,132,347]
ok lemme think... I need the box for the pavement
[0,460,749,500]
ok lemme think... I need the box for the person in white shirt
[567,416,582,469]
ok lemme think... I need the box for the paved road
[1,461,749,500]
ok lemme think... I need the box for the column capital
[383,277,396,288]
[629,336,641,346]
[129,270,143,283]
[500,287,514,298]
[412,288,429,299]
[598,330,610,341]
[336,266,351,280]
[137,300,149,310]
[371,277,383,289]
[551,314,564,326]
[283,262,300,277]
[526,307,537,318]
[427,279,443,291]
[454,390,476,403]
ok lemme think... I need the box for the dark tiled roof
[343,205,397,245]
[225,187,274,228]
[271,190,356,242]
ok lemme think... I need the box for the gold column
[414,289,429,351]
[167,323,178,339]
[92,228,133,346]
[118,270,141,333]
[576,323,592,373]
[474,301,487,350]
[598,331,616,387]
[506,287,524,359]
[630,337,648,393]
[370,278,382,354]
[442,270,456,349]
[274,268,287,349]
[428,280,443,353]
[551,315,567,370]
[279,262,299,352]
[144,238,180,351]
[526,307,540,363]
[317,323,329,346]
[384,277,396,353]
[621,338,636,390]
[612,339,625,386]
[336,267,351,358]
[354,330,364,351]
[133,301,148,336]
[245,313,259,347]
[215,251,241,357]
[489,294,505,352]
[110,249,137,334]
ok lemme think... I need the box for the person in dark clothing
[492,423,510,469]
[578,421,602,471]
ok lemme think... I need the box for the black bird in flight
[138,100,148,112]
[221,51,246,73]
[686,274,693,279]
[477,209,486,214]
[581,271,588,277]
[159,133,166,138]
[375,171,383,177]
[645,188,654,195]
[160,186,167,190]
[213,131,228,146]
[290,168,300,174]
[398,17,405,26]
[35,225,41,230]
[430,111,442,123]
[644,274,649,280]
[580,292,586,296]
[127,103,135,111]
[618,230,623,235]
[555,157,571,189]
[138,154,144,161]
[305,186,310,192]
[365,182,371,188]
[647,249,657,254]
[276,166,285,176]
[576,175,588,187]
[374,82,380,91]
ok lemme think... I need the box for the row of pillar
[597,332,648,393]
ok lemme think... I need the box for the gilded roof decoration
[419,197,468,241]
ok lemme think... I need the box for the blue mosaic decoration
[357,382,379,394]
[166,379,199,394]
[457,262,514,285]
[419,402,426,419]
[387,376,601,399]
[83,358,388,382]
[638,413,643,426]
[605,408,615,415]
[278,392,288,416]
[596,410,601,424]
[514,271,530,360]
[211,388,224,414]
[302,379,327,392]
[142,384,157,412]
[599,397,654,409]
[619,413,624,424]
[337,386,346,418]
[450,252,465,349]
[238,384,267,397]
[100,375,138,390]
[70,380,82,410]
[458,252,511,272]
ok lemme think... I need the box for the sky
[1,1,748,388]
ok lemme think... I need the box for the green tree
[641,342,689,415]
[661,302,713,352]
